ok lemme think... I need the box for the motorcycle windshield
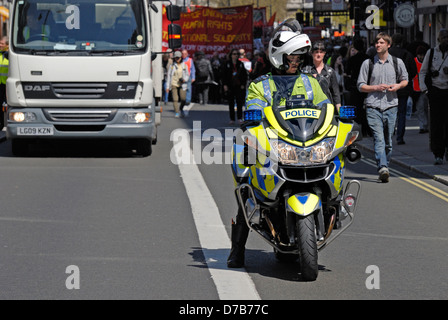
[270,75,332,143]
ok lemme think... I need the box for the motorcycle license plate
[18,127,54,136]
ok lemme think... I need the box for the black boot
[227,219,249,268]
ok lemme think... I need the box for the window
[12,0,147,54]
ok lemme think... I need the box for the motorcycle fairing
[248,155,284,200]
[334,121,354,150]
[327,153,345,198]
[231,142,250,185]
[287,193,322,216]
[264,104,336,147]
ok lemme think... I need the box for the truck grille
[52,83,108,99]
[43,109,116,122]
[22,82,138,99]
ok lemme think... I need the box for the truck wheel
[11,139,29,157]
[136,139,152,157]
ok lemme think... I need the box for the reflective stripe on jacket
[246,73,331,116]
[0,53,8,84]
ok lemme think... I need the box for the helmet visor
[273,18,302,36]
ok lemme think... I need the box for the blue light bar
[243,109,263,122]
[339,106,356,120]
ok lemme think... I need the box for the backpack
[196,59,210,79]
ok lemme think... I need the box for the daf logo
[117,85,136,92]
[24,85,51,91]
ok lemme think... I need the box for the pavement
[1,113,447,186]
[356,116,448,186]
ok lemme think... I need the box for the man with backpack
[389,33,417,145]
[357,32,409,183]
[194,51,214,105]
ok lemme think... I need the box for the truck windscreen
[12,0,147,54]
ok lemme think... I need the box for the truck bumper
[6,107,156,141]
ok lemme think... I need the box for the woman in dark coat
[221,48,248,124]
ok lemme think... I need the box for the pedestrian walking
[249,50,271,80]
[181,49,195,106]
[419,29,448,165]
[238,48,252,73]
[210,52,222,104]
[166,51,189,118]
[357,32,409,183]
[330,53,345,105]
[413,46,429,134]
[389,33,418,145]
[221,48,248,125]
[162,50,173,104]
[302,41,341,110]
[193,51,214,105]
[345,39,370,136]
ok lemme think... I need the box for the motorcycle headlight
[271,138,336,166]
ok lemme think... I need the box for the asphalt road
[0,104,447,300]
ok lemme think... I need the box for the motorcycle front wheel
[296,215,318,281]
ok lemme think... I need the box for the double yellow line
[362,158,448,203]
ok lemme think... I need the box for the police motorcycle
[231,78,362,281]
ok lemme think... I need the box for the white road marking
[172,129,261,300]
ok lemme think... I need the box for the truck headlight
[271,138,336,166]
[124,112,151,123]
[9,112,37,122]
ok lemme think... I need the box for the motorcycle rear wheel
[296,215,318,281]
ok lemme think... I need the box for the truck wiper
[89,50,127,56]
[29,49,49,55]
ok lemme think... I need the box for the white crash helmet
[268,18,312,70]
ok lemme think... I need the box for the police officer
[227,19,330,268]
[0,36,8,130]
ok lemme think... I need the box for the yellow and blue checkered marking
[287,193,322,216]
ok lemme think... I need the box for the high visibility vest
[246,73,331,115]
[23,25,51,42]
[413,57,422,92]
[0,53,8,85]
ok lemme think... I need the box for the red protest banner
[163,5,253,57]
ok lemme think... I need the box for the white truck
[6,0,181,156]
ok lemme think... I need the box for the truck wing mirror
[166,5,181,22]
[168,24,182,49]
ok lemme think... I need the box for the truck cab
[6,0,180,156]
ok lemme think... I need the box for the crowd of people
[163,27,448,167]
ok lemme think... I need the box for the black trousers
[227,87,245,121]
[427,87,448,158]
[0,83,5,129]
